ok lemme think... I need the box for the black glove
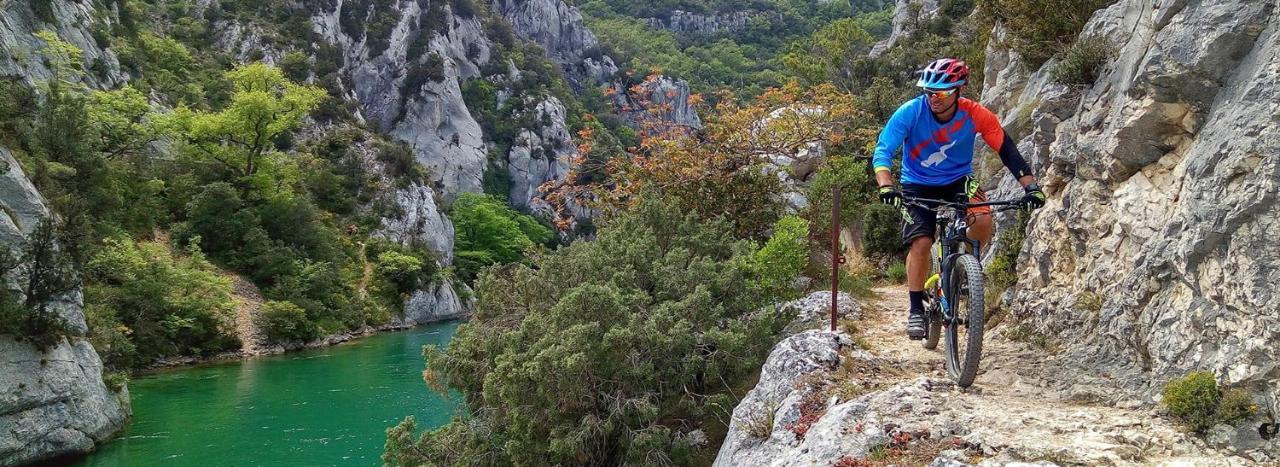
[1022,183,1045,210]
[879,186,902,207]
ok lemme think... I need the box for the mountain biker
[872,58,1045,340]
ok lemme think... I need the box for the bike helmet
[916,58,969,89]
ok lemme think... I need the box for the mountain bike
[902,195,1025,388]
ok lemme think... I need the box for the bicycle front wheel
[944,254,985,387]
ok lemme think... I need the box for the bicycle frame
[905,196,1021,322]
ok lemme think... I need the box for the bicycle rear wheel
[943,254,985,387]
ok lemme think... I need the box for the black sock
[909,291,925,313]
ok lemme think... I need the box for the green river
[78,322,459,466]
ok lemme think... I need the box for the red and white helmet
[916,58,969,89]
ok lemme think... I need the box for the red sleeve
[960,99,1005,150]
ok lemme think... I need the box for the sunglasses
[924,88,958,99]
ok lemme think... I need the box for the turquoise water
[78,322,459,466]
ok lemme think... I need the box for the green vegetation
[256,300,317,344]
[752,215,811,302]
[0,219,77,350]
[979,0,1114,67]
[886,261,907,283]
[450,193,553,282]
[1051,35,1113,86]
[84,236,239,368]
[986,210,1028,312]
[1163,371,1258,433]
[580,0,894,98]
[386,199,794,464]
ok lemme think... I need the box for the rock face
[308,1,491,199]
[0,3,131,462]
[644,10,760,35]
[0,337,131,466]
[394,279,472,326]
[0,147,129,464]
[870,0,941,57]
[611,74,704,129]
[0,0,126,88]
[978,0,1280,432]
[504,97,575,210]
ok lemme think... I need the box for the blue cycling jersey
[872,96,1012,186]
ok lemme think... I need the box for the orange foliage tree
[544,79,872,240]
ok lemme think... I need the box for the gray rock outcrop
[0,0,126,88]
[644,10,761,35]
[0,146,128,465]
[611,74,703,129]
[308,1,491,199]
[970,0,1280,457]
[394,279,472,326]
[870,0,942,57]
[0,337,131,466]
[505,97,575,210]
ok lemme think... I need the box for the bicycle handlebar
[900,196,1026,213]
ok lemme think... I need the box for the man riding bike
[872,58,1046,340]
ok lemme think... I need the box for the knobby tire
[944,254,985,388]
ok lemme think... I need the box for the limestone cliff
[0,147,129,466]
[984,0,1279,442]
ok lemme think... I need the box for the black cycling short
[900,176,988,244]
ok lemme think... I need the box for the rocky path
[852,285,1255,465]
[230,273,268,356]
[715,287,1262,466]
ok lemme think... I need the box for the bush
[979,0,1112,66]
[752,215,811,301]
[280,51,310,82]
[85,236,240,369]
[1163,371,1258,433]
[256,300,318,344]
[388,199,789,465]
[376,250,424,294]
[103,371,130,392]
[886,261,907,283]
[1051,36,1113,86]
[862,204,904,256]
[451,193,550,282]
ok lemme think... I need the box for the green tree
[450,193,551,282]
[173,63,325,184]
[86,85,170,159]
[387,199,792,465]
[783,18,877,92]
[84,236,240,368]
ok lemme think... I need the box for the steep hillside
[988,0,1278,441]
[716,0,1279,464]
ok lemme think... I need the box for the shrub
[752,215,811,302]
[85,236,240,368]
[103,371,130,392]
[450,193,550,282]
[280,51,310,82]
[886,261,907,283]
[862,204,904,256]
[1051,36,1113,86]
[979,0,1113,66]
[376,250,424,294]
[389,199,788,464]
[256,300,317,344]
[1163,371,1258,433]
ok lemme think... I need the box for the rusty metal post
[831,187,843,332]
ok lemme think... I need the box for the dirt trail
[230,273,267,355]
[849,284,1253,465]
